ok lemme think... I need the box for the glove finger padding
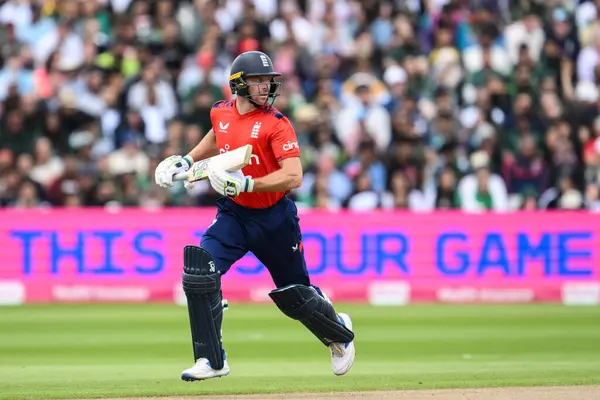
[155,169,175,188]
[209,177,224,195]
[208,166,226,195]
[208,167,250,197]
[155,155,192,188]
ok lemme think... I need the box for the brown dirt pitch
[82,385,600,400]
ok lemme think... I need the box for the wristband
[183,155,194,168]
[245,177,254,192]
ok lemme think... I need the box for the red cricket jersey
[210,99,301,208]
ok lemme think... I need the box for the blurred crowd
[1,0,600,212]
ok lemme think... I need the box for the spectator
[457,151,509,212]
[344,141,387,193]
[386,169,426,211]
[11,178,47,208]
[299,148,352,207]
[424,166,460,210]
[502,134,547,197]
[107,132,150,177]
[335,83,392,155]
[29,136,63,188]
[344,170,387,211]
[127,59,178,121]
[0,109,38,156]
[504,11,545,65]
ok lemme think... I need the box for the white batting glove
[155,155,193,188]
[208,166,254,197]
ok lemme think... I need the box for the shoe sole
[181,372,229,382]
[181,371,230,381]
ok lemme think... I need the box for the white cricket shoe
[181,357,230,381]
[329,312,355,376]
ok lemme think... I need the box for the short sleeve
[209,105,218,130]
[209,100,227,130]
[269,117,300,162]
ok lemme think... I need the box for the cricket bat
[173,144,253,183]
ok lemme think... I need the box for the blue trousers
[200,196,313,288]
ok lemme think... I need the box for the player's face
[246,76,272,104]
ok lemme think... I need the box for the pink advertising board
[0,208,599,305]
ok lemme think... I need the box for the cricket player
[154,51,355,381]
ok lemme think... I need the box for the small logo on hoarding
[0,281,25,305]
[437,287,534,303]
[52,285,150,302]
[174,283,187,306]
[250,287,273,302]
[368,281,410,306]
[561,282,600,306]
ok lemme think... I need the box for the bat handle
[173,171,189,182]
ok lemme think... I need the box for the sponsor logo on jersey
[282,141,299,151]
[218,121,229,133]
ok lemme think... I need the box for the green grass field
[1,304,600,399]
